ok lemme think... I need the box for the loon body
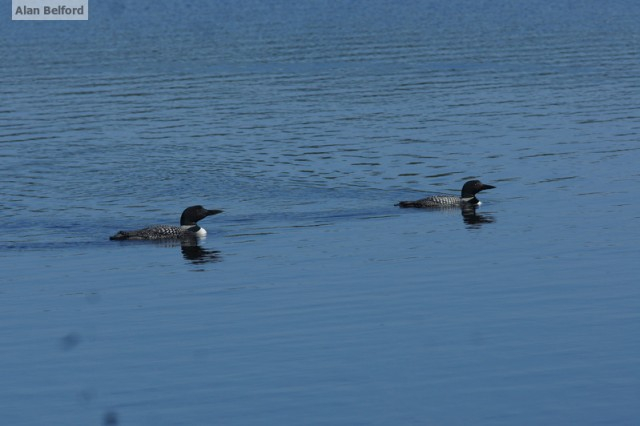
[110,205,223,240]
[397,180,495,208]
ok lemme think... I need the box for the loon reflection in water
[461,205,495,227]
[180,238,222,264]
[132,237,222,264]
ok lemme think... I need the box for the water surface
[2,1,640,425]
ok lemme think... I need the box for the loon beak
[481,184,496,191]
[206,209,223,216]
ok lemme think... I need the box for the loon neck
[181,225,207,237]
[461,196,479,204]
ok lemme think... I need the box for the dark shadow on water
[103,410,119,426]
[59,332,82,351]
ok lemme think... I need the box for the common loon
[396,180,496,208]
[109,205,223,240]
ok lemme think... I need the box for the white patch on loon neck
[461,196,475,203]
[181,225,207,237]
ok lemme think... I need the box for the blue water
[2,1,640,424]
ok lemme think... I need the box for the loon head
[180,205,223,226]
[461,180,496,199]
